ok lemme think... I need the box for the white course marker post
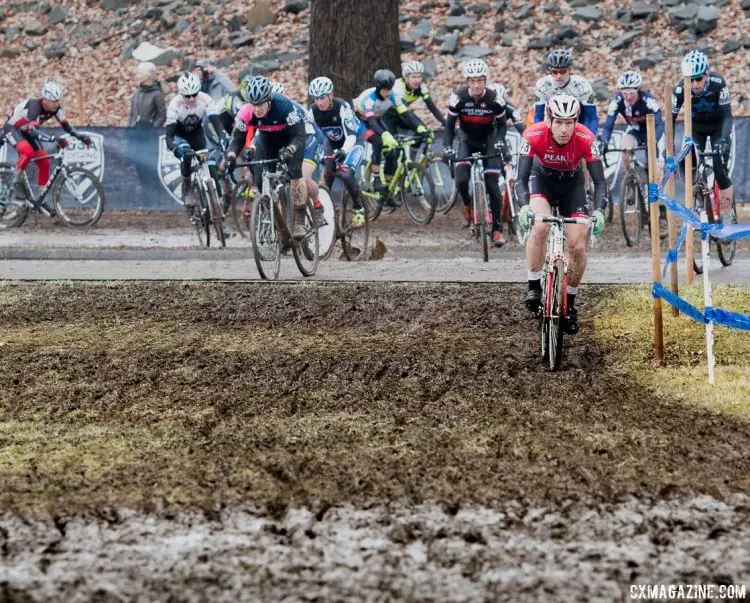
[700,210,715,385]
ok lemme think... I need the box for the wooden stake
[683,76,694,284]
[664,85,679,316]
[647,114,664,363]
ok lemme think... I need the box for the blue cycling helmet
[681,50,708,78]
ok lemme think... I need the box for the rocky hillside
[1,0,749,127]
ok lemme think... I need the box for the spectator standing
[127,62,166,128]
[194,59,238,102]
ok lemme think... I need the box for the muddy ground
[0,282,748,601]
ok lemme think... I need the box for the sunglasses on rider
[184,93,198,98]
[690,75,706,82]
[550,69,569,76]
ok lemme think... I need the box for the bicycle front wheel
[545,259,565,371]
[692,188,706,275]
[620,173,642,247]
[292,199,320,277]
[359,162,382,222]
[474,180,489,263]
[317,185,337,261]
[53,167,105,227]
[251,194,281,280]
[716,191,737,268]
[428,155,456,214]
[341,188,370,261]
[400,162,435,225]
[209,184,226,248]
[0,164,29,229]
[230,178,254,238]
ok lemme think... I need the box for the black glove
[333,148,347,163]
[241,147,255,162]
[716,138,730,163]
[494,141,511,164]
[225,153,237,172]
[79,135,93,147]
[278,145,294,164]
[597,137,609,158]
[443,147,455,161]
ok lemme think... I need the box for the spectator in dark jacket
[127,62,167,128]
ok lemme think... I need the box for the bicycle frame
[469,155,491,229]
[6,147,71,209]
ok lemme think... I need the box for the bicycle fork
[544,228,569,320]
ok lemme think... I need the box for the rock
[664,0,682,4]
[228,15,243,31]
[245,0,275,28]
[422,58,437,78]
[43,41,66,59]
[0,7,6,21]
[47,5,68,25]
[610,30,641,50]
[132,41,177,65]
[553,25,578,42]
[119,37,139,59]
[501,32,515,47]
[573,7,602,21]
[456,45,493,59]
[544,2,558,12]
[174,18,189,34]
[591,77,609,101]
[203,4,217,15]
[276,51,302,62]
[632,55,661,69]
[514,3,534,19]
[618,10,633,23]
[494,19,505,33]
[722,38,741,54]
[569,0,601,5]
[631,2,658,18]
[175,5,192,15]
[400,37,416,51]
[282,0,309,14]
[409,18,432,41]
[230,31,253,48]
[444,16,476,31]
[694,5,719,33]
[473,3,491,14]
[101,0,129,11]
[743,35,750,48]
[145,6,163,19]
[527,37,553,49]
[449,2,465,16]
[5,26,22,40]
[671,4,699,20]
[240,60,281,77]
[0,47,21,59]
[743,0,750,7]
[441,32,459,54]
[36,1,52,14]
[160,12,176,29]
[24,18,48,35]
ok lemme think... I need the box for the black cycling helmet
[547,48,573,70]
[373,69,396,92]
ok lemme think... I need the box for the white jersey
[534,74,595,106]
[165,92,213,132]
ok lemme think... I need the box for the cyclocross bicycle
[455,152,501,262]
[185,149,227,248]
[0,135,105,229]
[360,134,436,225]
[240,157,319,281]
[692,149,737,274]
[530,209,597,371]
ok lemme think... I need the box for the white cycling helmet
[41,82,63,102]
[618,70,643,89]
[309,76,334,98]
[463,59,489,79]
[270,81,285,95]
[546,93,581,121]
[177,72,201,96]
[681,49,708,78]
[403,61,424,76]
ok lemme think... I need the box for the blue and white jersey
[353,87,409,120]
[601,89,665,142]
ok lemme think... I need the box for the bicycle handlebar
[234,158,282,169]
[531,212,594,227]
[453,153,502,162]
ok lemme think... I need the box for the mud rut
[0,282,748,602]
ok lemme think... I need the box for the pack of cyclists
[1,48,735,334]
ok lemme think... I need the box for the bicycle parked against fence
[531,208,598,371]
[360,134,436,225]
[692,149,737,274]
[240,157,319,280]
[0,135,105,229]
[604,146,666,247]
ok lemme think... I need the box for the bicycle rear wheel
[0,164,29,229]
[474,180,489,263]
[359,162,382,222]
[292,199,320,277]
[401,162,435,225]
[620,173,642,247]
[341,188,370,261]
[716,190,737,268]
[544,259,565,371]
[53,167,105,227]
[251,194,281,280]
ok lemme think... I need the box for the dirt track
[0,282,749,601]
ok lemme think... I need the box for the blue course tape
[705,307,750,331]
[652,282,709,325]
[700,222,750,240]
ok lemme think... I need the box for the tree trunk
[309,0,401,102]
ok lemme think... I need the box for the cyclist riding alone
[390,61,447,128]
[443,59,513,247]
[225,76,308,239]
[672,50,734,225]
[2,82,92,213]
[598,70,665,175]
[308,76,367,228]
[353,69,424,206]
[516,94,608,335]
[534,49,598,135]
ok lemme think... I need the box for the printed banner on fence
[0,118,748,211]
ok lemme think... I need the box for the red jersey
[519,121,601,172]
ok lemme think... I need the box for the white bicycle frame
[193,150,220,223]
[469,154,491,230]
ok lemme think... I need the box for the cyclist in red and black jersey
[515,94,608,335]
[444,59,512,247]
[2,82,92,206]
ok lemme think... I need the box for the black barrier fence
[1,120,747,210]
